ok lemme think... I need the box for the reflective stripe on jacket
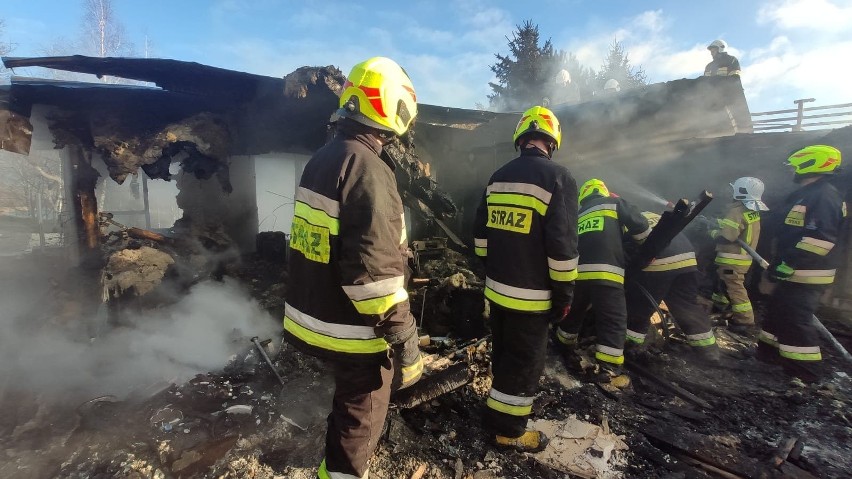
[704,53,742,76]
[283,122,413,362]
[643,232,698,273]
[775,179,846,286]
[576,194,650,287]
[715,202,761,269]
[474,148,579,313]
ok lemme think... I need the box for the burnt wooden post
[68,145,101,262]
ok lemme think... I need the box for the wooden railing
[751,99,852,132]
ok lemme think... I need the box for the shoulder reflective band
[686,331,716,347]
[785,205,806,227]
[283,303,388,354]
[644,252,697,272]
[795,237,835,256]
[595,344,624,365]
[578,203,618,223]
[486,387,533,417]
[474,237,487,257]
[548,256,578,282]
[577,264,625,284]
[486,182,551,216]
[343,276,409,315]
[294,187,341,234]
[400,213,407,245]
[715,252,752,266]
[786,269,836,285]
[484,276,552,312]
[779,344,822,361]
[728,69,741,76]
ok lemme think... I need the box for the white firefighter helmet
[557,69,572,85]
[730,177,768,211]
[603,79,621,92]
[707,39,727,53]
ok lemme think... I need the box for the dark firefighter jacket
[577,194,651,286]
[642,231,698,274]
[704,52,741,76]
[714,202,761,268]
[775,179,847,286]
[473,147,579,313]
[283,121,414,363]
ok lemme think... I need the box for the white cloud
[757,0,852,32]
[746,0,852,111]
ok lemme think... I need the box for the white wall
[255,152,308,234]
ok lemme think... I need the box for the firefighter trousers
[714,266,755,325]
[625,270,716,348]
[484,307,550,438]
[319,357,393,479]
[758,282,825,380]
[557,282,627,366]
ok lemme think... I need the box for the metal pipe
[251,336,287,387]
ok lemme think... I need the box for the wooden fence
[751,98,852,132]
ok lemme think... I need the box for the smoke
[0,276,280,401]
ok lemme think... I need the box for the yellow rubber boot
[494,430,549,453]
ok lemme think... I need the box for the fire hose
[733,239,852,366]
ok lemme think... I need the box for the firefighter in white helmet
[704,39,741,77]
[603,79,621,93]
[710,177,767,334]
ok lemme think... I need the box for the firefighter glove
[768,262,795,282]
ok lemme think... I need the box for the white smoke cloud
[0,277,280,401]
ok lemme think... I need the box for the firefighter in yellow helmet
[555,178,650,382]
[759,145,847,382]
[625,212,719,362]
[473,105,579,452]
[282,57,422,479]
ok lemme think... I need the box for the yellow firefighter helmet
[786,145,842,175]
[513,105,562,151]
[579,178,609,203]
[338,57,418,136]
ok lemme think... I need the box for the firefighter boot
[494,430,550,453]
[594,362,631,389]
[690,344,721,364]
[728,322,758,337]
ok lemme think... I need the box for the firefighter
[473,105,578,452]
[759,145,846,382]
[626,212,720,362]
[282,57,423,479]
[704,39,741,77]
[710,177,768,334]
[555,179,651,379]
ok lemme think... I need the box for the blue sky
[3,0,851,112]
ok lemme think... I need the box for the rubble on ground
[1,245,851,479]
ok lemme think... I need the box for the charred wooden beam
[68,145,101,262]
[392,362,473,409]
